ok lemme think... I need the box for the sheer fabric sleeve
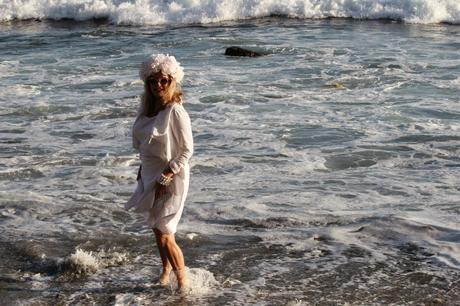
[132,104,143,151]
[169,104,194,174]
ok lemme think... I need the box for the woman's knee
[154,229,175,246]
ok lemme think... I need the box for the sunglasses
[148,76,171,87]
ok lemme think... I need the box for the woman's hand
[155,171,174,198]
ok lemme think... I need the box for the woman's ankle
[163,265,172,273]
[159,266,172,285]
[174,268,189,288]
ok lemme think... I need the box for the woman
[125,54,193,291]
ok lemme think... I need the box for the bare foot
[159,269,171,286]
[175,268,189,292]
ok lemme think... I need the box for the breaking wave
[1,0,459,25]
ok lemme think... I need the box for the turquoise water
[0,18,459,305]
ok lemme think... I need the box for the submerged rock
[225,46,263,57]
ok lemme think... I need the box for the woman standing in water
[125,54,193,291]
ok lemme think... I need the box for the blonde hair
[141,76,183,117]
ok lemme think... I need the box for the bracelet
[157,173,173,186]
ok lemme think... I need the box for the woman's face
[147,72,172,97]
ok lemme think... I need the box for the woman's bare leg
[154,228,188,289]
[153,229,172,285]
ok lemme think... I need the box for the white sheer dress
[125,103,193,234]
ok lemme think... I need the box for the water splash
[60,248,129,277]
[64,249,100,275]
[168,267,219,295]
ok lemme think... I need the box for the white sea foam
[168,267,219,295]
[67,248,100,274]
[1,84,41,99]
[22,272,52,290]
[286,299,306,306]
[114,293,147,306]
[0,0,459,25]
[185,232,198,240]
[330,216,460,269]
[0,60,19,77]
[62,248,130,276]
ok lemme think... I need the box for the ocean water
[1,1,460,305]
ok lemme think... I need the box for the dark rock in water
[225,46,263,57]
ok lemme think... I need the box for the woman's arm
[132,108,143,151]
[168,105,194,175]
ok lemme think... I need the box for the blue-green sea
[1,1,459,304]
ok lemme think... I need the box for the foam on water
[114,293,146,306]
[330,216,460,268]
[111,267,218,304]
[168,267,219,295]
[53,248,130,278]
[1,0,459,25]
[66,248,100,275]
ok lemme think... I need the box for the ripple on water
[325,150,396,170]
[0,168,45,180]
[391,134,460,144]
[284,125,365,148]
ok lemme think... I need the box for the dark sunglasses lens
[148,77,170,86]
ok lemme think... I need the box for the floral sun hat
[139,54,184,84]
